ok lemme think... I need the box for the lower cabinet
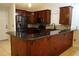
[11,36,32,56]
[11,31,73,56]
[31,37,49,56]
[11,36,18,56]
[49,31,73,55]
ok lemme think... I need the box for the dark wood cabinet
[31,37,49,56]
[44,10,51,24]
[59,6,73,25]
[49,35,59,56]
[11,36,32,56]
[16,9,31,24]
[33,12,38,24]
[11,31,73,56]
[36,10,51,24]
[11,36,18,56]
[27,12,35,24]
[49,31,73,55]
[16,9,26,16]
[16,9,51,24]
[49,34,66,55]
[63,31,73,47]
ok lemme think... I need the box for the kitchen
[0,3,79,56]
[8,3,74,56]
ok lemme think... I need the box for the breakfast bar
[8,29,73,56]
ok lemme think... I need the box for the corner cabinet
[59,6,73,25]
[16,9,51,24]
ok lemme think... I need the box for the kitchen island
[8,29,73,56]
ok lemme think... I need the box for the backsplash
[28,24,70,30]
[28,24,39,28]
[46,24,70,30]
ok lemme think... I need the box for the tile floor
[0,39,79,56]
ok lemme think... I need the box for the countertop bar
[7,29,75,40]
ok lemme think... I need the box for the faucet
[52,23,56,30]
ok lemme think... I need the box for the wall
[71,4,79,47]
[0,4,10,40]
[73,30,79,47]
[71,4,79,30]
[8,4,15,32]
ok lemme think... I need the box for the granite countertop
[7,29,74,40]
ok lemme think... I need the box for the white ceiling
[15,3,55,11]
[15,3,73,12]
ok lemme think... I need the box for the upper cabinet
[59,6,73,25]
[36,10,51,24]
[16,9,32,23]
[16,9,51,24]
[27,12,36,24]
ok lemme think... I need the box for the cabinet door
[49,34,67,55]
[34,12,38,23]
[16,9,26,16]
[44,10,51,24]
[49,36,59,56]
[35,10,51,24]
[17,40,31,56]
[11,36,31,56]
[40,10,51,24]
[31,37,49,56]
[11,36,18,56]
[64,32,73,48]
[28,13,35,24]
[53,35,65,55]
[38,11,42,18]
[59,6,72,25]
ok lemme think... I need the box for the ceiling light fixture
[28,3,32,8]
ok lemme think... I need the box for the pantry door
[0,8,9,40]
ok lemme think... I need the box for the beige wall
[8,4,15,32]
[73,30,79,47]
[0,4,15,40]
[0,4,10,32]
[0,4,11,40]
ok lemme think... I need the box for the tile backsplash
[46,24,70,30]
[28,24,70,30]
[28,24,39,28]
